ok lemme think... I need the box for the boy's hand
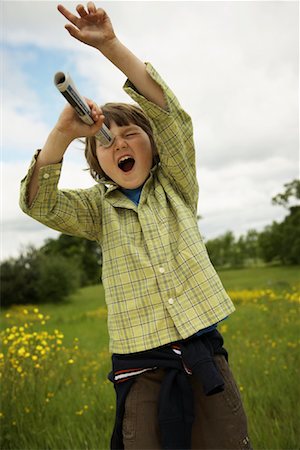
[57,2,116,51]
[54,98,105,141]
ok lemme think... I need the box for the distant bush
[1,247,81,308]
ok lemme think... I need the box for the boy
[20,3,252,449]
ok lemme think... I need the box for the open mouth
[118,156,136,173]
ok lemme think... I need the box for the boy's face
[95,121,154,189]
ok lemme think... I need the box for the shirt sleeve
[123,63,199,213]
[19,150,103,242]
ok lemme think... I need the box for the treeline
[206,180,300,268]
[1,237,102,308]
[1,180,299,307]
[206,208,299,268]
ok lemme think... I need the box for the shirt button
[168,298,174,305]
[159,267,165,274]
[55,170,60,175]
[43,173,50,179]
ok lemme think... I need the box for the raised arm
[57,2,167,110]
[27,99,104,206]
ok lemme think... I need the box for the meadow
[1,266,299,450]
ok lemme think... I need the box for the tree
[1,246,81,308]
[258,222,283,264]
[272,179,300,209]
[205,231,246,269]
[259,180,300,265]
[41,235,102,285]
[243,229,260,265]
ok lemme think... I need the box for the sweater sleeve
[19,150,103,242]
[123,63,199,213]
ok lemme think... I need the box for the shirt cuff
[123,62,174,120]
[19,149,63,213]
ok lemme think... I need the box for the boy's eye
[125,132,137,137]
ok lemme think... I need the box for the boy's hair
[85,103,159,182]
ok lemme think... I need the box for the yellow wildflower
[17,347,26,357]
[220,324,228,333]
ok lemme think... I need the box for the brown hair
[85,103,159,182]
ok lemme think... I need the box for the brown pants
[122,354,252,450]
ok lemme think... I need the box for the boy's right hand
[57,2,117,53]
[54,98,105,141]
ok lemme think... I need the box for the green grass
[218,265,300,290]
[1,266,299,449]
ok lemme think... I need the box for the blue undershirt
[120,186,143,206]
[120,186,227,336]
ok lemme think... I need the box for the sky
[1,0,299,261]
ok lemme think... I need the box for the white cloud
[1,49,51,151]
[197,155,293,239]
[2,1,81,51]
[3,107,51,152]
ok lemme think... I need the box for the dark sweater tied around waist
[108,329,228,450]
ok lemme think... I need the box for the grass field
[1,266,299,450]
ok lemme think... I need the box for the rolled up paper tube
[54,71,114,147]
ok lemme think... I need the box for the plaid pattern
[20,63,235,354]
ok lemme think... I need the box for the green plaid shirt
[20,63,235,354]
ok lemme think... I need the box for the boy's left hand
[57,2,116,51]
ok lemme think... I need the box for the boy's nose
[114,136,128,150]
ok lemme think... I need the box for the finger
[93,116,105,130]
[87,2,97,14]
[65,24,82,41]
[86,99,102,120]
[93,114,105,126]
[85,116,105,137]
[86,98,100,110]
[76,4,88,18]
[57,4,80,27]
